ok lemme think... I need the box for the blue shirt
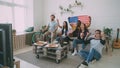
[48,21,58,32]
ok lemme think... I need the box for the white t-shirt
[90,39,104,55]
[48,21,58,32]
[62,29,66,37]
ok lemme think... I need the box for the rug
[15,50,83,68]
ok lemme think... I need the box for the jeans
[56,36,71,43]
[79,48,101,63]
[72,39,85,49]
[56,37,61,42]
[43,31,56,42]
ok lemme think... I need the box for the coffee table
[33,42,68,63]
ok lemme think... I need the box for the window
[14,7,25,32]
[14,0,25,5]
[0,5,13,23]
[1,0,12,3]
[0,0,33,32]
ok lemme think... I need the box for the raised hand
[57,19,62,28]
[101,32,105,40]
[57,19,59,23]
[86,32,90,37]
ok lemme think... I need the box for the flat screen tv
[0,24,14,68]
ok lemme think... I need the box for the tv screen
[0,29,7,66]
[0,24,13,68]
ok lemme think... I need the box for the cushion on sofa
[25,27,34,32]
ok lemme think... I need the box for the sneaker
[72,51,77,56]
[78,64,88,68]
[82,61,88,66]
[69,38,73,41]
[91,59,96,64]
[90,57,96,64]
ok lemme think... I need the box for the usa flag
[68,15,91,30]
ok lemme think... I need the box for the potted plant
[103,27,112,39]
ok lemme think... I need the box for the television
[0,24,14,68]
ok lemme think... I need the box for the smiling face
[95,30,101,39]
[50,15,55,21]
[80,23,84,28]
[80,23,85,31]
[63,21,68,30]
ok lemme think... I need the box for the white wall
[43,0,74,25]
[41,0,120,38]
[33,0,44,31]
[33,0,120,38]
[25,0,34,29]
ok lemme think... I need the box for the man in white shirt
[78,29,106,68]
[43,14,58,42]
